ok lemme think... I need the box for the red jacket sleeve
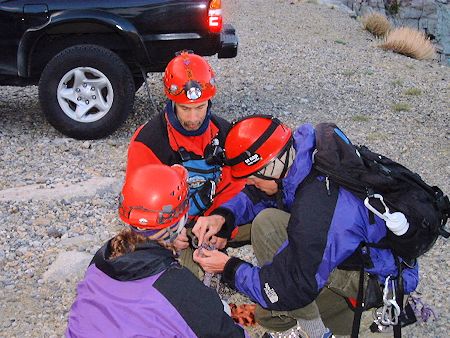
[125,125,162,181]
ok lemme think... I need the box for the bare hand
[210,236,227,250]
[192,215,226,246]
[193,249,230,273]
[173,228,189,251]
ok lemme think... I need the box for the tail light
[208,0,223,33]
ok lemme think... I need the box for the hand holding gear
[210,235,227,250]
[193,248,229,273]
[192,215,226,246]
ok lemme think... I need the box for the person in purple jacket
[192,115,419,338]
[66,164,247,338]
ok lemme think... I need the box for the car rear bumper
[218,24,238,58]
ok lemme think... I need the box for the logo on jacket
[244,153,261,166]
[188,175,207,189]
[264,283,279,303]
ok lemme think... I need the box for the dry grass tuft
[379,27,435,60]
[404,88,422,96]
[362,13,391,37]
[392,103,411,112]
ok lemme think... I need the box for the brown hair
[109,228,176,259]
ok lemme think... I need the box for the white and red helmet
[163,50,216,104]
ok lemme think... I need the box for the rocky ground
[0,0,448,337]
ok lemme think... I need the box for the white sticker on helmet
[244,153,261,166]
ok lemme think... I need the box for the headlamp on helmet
[164,50,216,104]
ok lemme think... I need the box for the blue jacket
[218,124,419,311]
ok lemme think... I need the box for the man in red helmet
[192,115,419,338]
[125,51,245,276]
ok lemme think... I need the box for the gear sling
[312,123,450,337]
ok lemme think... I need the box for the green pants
[252,208,359,335]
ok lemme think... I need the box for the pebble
[47,228,63,238]
[82,141,91,149]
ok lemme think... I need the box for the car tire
[39,44,135,139]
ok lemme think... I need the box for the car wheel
[39,44,135,139]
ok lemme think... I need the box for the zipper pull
[325,176,331,196]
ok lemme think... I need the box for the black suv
[0,0,238,139]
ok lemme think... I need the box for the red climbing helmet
[163,50,216,104]
[225,115,293,179]
[119,164,189,230]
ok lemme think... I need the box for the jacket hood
[281,123,316,209]
[91,240,177,281]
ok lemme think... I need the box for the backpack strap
[209,114,230,145]
[351,242,368,338]
[434,186,450,238]
[358,243,405,338]
[393,254,404,338]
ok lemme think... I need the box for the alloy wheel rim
[57,67,114,123]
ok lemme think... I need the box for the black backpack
[313,123,449,262]
[313,123,449,337]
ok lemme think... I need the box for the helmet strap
[129,212,188,243]
[129,226,162,238]
[253,138,294,180]
[165,213,188,243]
[278,139,293,179]
[166,100,212,136]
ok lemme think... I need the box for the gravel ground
[0,0,448,337]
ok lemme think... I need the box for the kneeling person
[66,164,247,338]
[193,116,419,337]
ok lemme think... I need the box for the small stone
[34,217,49,226]
[47,228,62,238]
[82,141,91,149]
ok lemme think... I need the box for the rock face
[343,0,450,60]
